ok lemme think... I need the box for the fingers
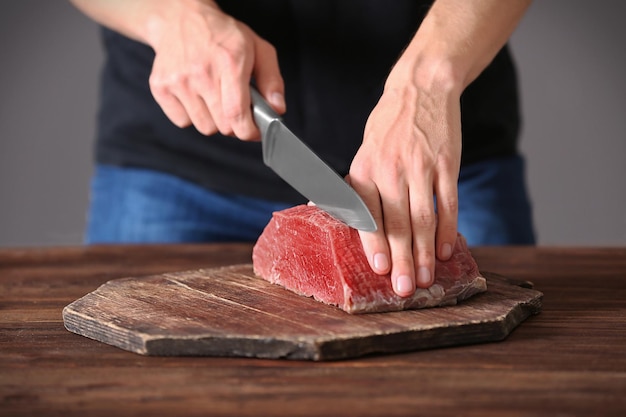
[434,162,459,261]
[147,14,283,141]
[219,64,258,140]
[151,70,218,135]
[198,35,257,140]
[149,80,193,129]
[352,179,391,277]
[355,183,440,297]
[382,190,417,297]
[351,171,420,298]
[253,38,286,115]
[378,172,437,294]
[355,182,437,296]
[409,182,437,289]
[350,126,460,299]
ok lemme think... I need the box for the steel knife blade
[250,86,377,232]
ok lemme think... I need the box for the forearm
[387,0,532,93]
[69,0,221,47]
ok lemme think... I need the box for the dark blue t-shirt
[96,0,520,204]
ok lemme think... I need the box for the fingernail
[396,275,414,295]
[373,253,389,272]
[441,243,452,260]
[417,267,431,287]
[270,92,285,111]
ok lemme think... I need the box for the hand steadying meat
[70,0,531,298]
[349,0,532,297]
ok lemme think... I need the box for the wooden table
[1,244,625,416]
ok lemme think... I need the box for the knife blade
[250,86,377,232]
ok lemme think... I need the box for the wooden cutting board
[63,265,543,361]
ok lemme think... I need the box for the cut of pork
[252,205,487,314]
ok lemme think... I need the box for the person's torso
[96,0,519,203]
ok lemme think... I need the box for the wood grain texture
[62,265,542,360]
[2,245,625,416]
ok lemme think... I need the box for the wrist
[143,0,223,48]
[385,53,465,100]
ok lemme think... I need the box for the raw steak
[252,205,487,314]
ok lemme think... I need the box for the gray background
[1,0,624,247]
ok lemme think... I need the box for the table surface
[1,244,625,416]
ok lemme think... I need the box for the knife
[250,86,377,232]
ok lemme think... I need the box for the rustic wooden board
[62,264,543,361]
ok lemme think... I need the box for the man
[70,0,535,298]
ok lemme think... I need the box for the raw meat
[252,205,487,314]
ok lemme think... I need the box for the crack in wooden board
[62,265,543,360]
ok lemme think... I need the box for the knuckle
[439,196,458,214]
[234,122,257,141]
[151,71,188,93]
[349,161,369,181]
[171,120,186,129]
[170,114,191,129]
[412,154,435,173]
[149,74,168,94]
[437,152,460,171]
[216,122,234,137]
[223,110,251,138]
[359,230,386,253]
[413,208,436,230]
[260,40,278,59]
[195,119,216,136]
[415,247,436,268]
[384,217,409,234]
[222,102,246,121]
[258,37,273,51]
[169,72,188,90]
[390,253,414,270]
[189,63,212,85]
[438,221,457,238]
[218,42,247,69]
[393,254,414,266]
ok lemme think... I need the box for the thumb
[253,39,286,114]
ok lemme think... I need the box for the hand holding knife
[250,86,377,232]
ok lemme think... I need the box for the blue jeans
[85,156,535,245]
[457,155,535,245]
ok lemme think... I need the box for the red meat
[252,205,486,314]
